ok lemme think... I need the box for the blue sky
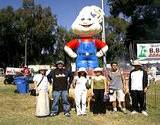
[0,0,110,30]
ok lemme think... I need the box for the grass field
[0,79,160,125]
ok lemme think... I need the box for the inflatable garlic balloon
[64,5,108,69]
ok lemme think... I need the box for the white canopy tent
[138,58,160,64]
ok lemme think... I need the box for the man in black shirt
[47,60,71,117]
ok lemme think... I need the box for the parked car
[4,75,15,84]
[4,67,23,85]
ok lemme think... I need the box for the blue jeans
[51,90,70,114]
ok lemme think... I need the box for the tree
[105,16,129,62]
[108,0,160,59]
[0,6,21,67]
[54,26,77,67]
[0,2,59,67]
[14,4,57,65]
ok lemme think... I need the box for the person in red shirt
[23,67,30,76]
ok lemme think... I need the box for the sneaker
[77,113,81,116]
[131,111,138,115]
[141,111,148,116]
[122,108,127,114]
[93,114,98,116]
[113,110,117,113]
[64,112,71,117]
[82,113,87,116]
[50,113,58,117]
[113,108,117,112]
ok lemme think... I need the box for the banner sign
[137,43,160,59]
[5,67,23,75]
[28,65,51,72]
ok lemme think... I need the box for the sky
[0,0,110,30]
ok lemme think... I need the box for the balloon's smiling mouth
[80,24,93,27]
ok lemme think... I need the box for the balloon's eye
[81,18,85,21]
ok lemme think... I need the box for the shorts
[109,89,125,102]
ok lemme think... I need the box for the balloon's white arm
[64,46,77,58]
[96,46,108,57]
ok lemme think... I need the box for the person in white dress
[72,67,89,116]
[33,68,50,117]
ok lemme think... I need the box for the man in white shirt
[129,60,148,116]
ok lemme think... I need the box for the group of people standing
[33,60,71,117]
[33,59,149,117]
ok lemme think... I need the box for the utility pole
[101,0,107,68]
[23,0,35,67]
[24,36,27,67]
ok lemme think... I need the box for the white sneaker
[131,111,138,115]
[77,113,81,116]
[81,113,87,116]
[122,108,127,114]
[113,108,117,112]
[141,111,148,116]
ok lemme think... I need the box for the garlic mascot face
[72,6,104,37]
[64,6,108,69]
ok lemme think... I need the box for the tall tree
[105,16,129,62]
[0,6,20,67]
[108,0,160,59]
[0,2,59,67]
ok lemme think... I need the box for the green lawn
[0,80,160,125]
